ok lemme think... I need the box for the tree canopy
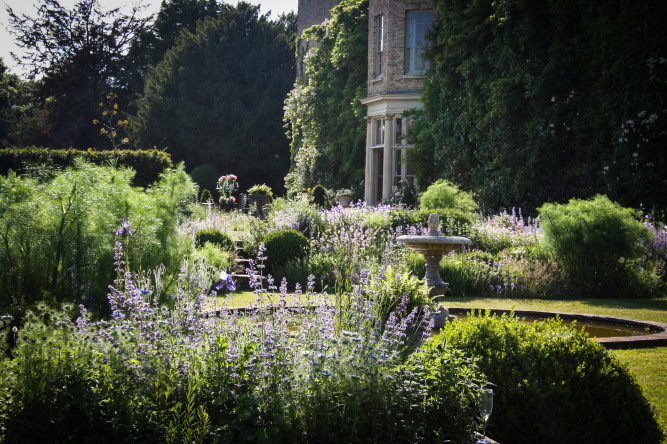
[5,0,152,149]
[283,0,368,195]
[409,0,667,211]
[130,2,296,193]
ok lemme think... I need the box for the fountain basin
[396,235,471,256]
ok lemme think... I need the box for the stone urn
[337,194,354,208]
[248,193,272,220]
[248,193,272,209]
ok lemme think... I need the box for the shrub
[193,242,230,270]
[2,256,484,443]
[440,313,664,444]
[361,264,433,332]
[194,229,235,252]
[419,179,478,213]
[309,184,330,208]
[262,229,309,275]
[0,147,173,188]
[538,195,653,297]
[247,183,273,198]
[269,194,325,239]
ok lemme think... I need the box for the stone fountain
[397,213,471,327]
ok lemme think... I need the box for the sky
[0,0,298,77]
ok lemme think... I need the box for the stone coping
[447,307,667,349]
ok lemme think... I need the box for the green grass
[441,296,667,324]
[613,347,667,442]
[215,290,318,308]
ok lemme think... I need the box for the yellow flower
[92,119,98,125]
[112,110,117,115]
[98,102,103,107]
[111,131,117,137]
[113,103,118,109]
[122,138,129,143]
[102,111,108,116]
[100,128,106,134]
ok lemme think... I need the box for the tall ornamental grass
[539,195,655,297]
[0,162,196,312]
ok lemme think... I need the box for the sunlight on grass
[613,347,667,444]
[440,296,667,324]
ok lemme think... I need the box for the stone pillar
[364,117,373,204]
[382,115,393,201]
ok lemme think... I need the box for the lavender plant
[0,220,488,442]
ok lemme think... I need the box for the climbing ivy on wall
[284,0,368,195]
[409,0,667,212]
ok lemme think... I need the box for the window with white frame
[405,11,432,74]
[405,117,415,145]
[394,117,403,146]
[375,16,383,77]
[373,118,385,146]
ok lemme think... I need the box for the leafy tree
[131,2,296,193]
[283,0,368,195]
[410,0,667,212]
[121,0,223,103]
[6,0,152,149]
[0,58,45,147]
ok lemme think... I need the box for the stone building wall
[367,0,437,96]
[297,0,341,37]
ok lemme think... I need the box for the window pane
[395,117,402,145]
[405,11,432,74]
[376,16,383,77]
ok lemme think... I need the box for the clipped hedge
[195,229,235,252]
[262,229,309,275]
[440,312,663,444]
[0,147,173,188]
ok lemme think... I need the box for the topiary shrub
[419,179,478,213]
[195,229,235,252]
[440,312,663,444]
[309,184,330,208]
[262,229,309,275]
[538,194,653,297]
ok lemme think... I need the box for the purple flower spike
[115,218,135,236]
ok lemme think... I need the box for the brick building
[361,0,436,205]
[298,0,437,205]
